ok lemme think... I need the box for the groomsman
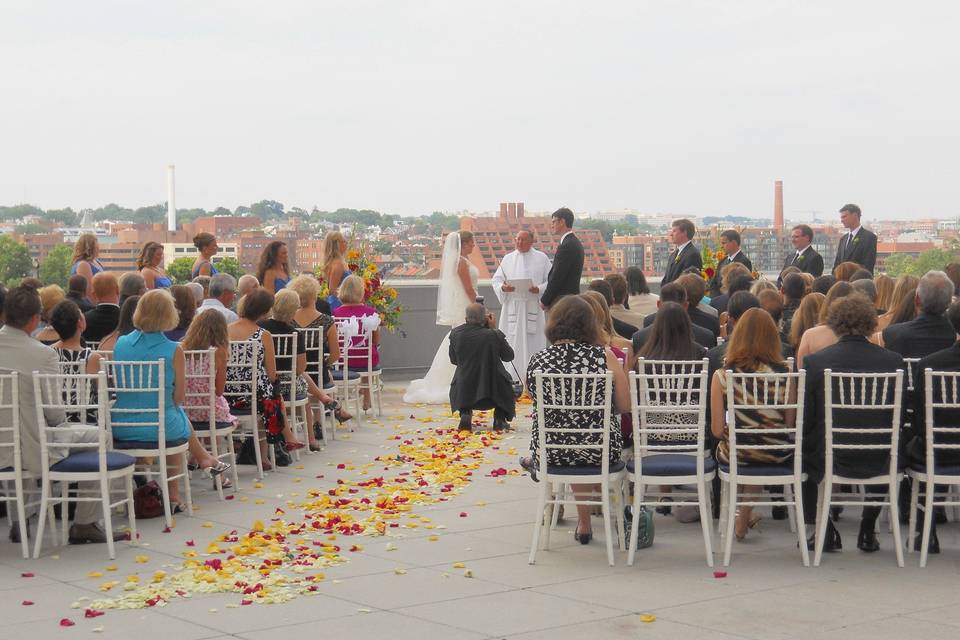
[778,224,824,287]
[540,207,584,309]
[833,203,878,274]
[709,229,753,297]
[661,218,702,286]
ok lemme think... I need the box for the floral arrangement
[315,240,403,333]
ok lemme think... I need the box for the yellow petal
[134,555,149,563]
[452,562,465,569]
[87,571,103,578]
[640,614,656,623]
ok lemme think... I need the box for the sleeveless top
[71,259,104,276]
[326,268,353,311]
[273,275,290,292]
[192,259,219,278]
[715,363,793,465]
[55,347,98,423]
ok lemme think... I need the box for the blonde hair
[339,274,365,304]
[287,274,320,309]
[789,292,825,350]
[133,289,179,333]
[750,279,777,296]
[581,290,614,346]
[321,231,347,277]
[182,307,229,351]
[874,274,895,311]
[137,241,164,271]
[272,289,300,323]
[799,272,814,293]
[38,285,65,319]
[72,233,99,263]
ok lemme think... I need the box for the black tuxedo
[448,323,516,421]
[882,313,956,360]
[909,344,960,466]
[834,227,878,273]
[709,252,752,296]
[633,320,715,352]
[644,307,720,343]
[67,291,95,314]
[613,317,638,341]
[540,233,584,307]
[661,243,702,287]
[802,336,904,484]
[778,246,824,286]
[82,303,120,343]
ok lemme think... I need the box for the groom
[540,207,584,310]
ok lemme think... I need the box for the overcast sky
[2,1,958,221]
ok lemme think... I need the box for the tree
[45,208,78,225]
[167,257,197,284]
[883,248,958,277]
[0,235,33,285]
[214,256,245,279]
[14,223,47,235]
[372,240,394,255]
[40,244,73,288]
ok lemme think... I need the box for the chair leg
[227,435,240,493]
[718,480,728,536]
[601,482,614,566]
[907,477,920,553]
[889,479,904,568]
[722,480,737,567]
[181,452,193,518]
[100,475,115,559]
[209,430,224,501]
[60,481,70,547]
[544,483,559,551]
[125,473,138,546]
[33,479,50,559]
[785,484,797,533]
[698,479,715,568]
[252,421,265,479]
[794,480,810,567]
[158,457,173,529]
[627,479,641,566]
[612,479,625,553]
[920,477,935,568]
[550,483,563,529]
[814,480,832,567]
[528,482,548,565]
[14,478,29,559]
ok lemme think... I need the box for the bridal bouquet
[315,243,404,334]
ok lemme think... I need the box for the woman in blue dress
[111,290,229,508]
[138,241,173,289]
[70,233,104,298]
[257,240,291,293]
[321,230,352,311]
[191,232,220,278]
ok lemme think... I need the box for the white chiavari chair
[183,348,239,499]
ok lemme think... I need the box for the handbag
[508,361,524,399]
[623,505,655,549]
[261,385,287,444]
[133,481,165,519]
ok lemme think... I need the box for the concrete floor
[3,383,960,640]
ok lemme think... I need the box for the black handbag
[508,361,524,399]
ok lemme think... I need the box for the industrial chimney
[774,180,784,232]
[167,165,177,232]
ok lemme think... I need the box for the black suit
[540,233,584,308]
[613,317,638,341]
[834,227,878,273]
[66,291,94,314]
[661,243,702,286]
[448,322,516,421]
[709,252,752,296]
[909,344,960,466]
[82,304,120,343]
[778,246,824,286]
[882,313,956,361]
[633,321,715,352]
[644,307,720,343]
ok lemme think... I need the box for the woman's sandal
[201,461,231,478]
[519,456,539,483]
[734,510,762,541]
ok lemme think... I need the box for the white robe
[491,248,551,385]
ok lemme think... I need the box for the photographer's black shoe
[493,417,510,431]
[458,414,472,431]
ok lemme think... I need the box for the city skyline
[2,2,960,220]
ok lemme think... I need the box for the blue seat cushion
[718,462,793,476]
[50,451,135,473]
[332,370,361,381]
[231,405,253,416]
[323,383,336,391]
[626,454,716,476]
[191,420,235,431]
[113,437,189,450]
[909,462,960,476]
[0,466,12,473]
[548,460,626,476]
[348,366,381,373]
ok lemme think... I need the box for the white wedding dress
[403,258,479,405]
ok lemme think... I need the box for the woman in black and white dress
[49,300,102,422]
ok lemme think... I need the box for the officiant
[491,230,552,384]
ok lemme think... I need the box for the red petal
[21,601,34,606]
[713,571,728,578]
[459,512,468,517]
[59,619,75,627]
[21,572,34,578]
[84,609,105,618]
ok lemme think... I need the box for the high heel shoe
[574,526,593,545]
[285,441,306,451]
[201,461,231,478]
[518,456,539,483]
[734,509,762,541]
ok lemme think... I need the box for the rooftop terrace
[3,382,960,640]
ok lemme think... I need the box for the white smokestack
[166,164,177,231]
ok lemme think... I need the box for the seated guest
[118,271,147,308]
[628,302,707,372]
[519,295,629,543]
[874,274,894,314]
[652,274,720,340]
[850,268,873,282]
[851,278,878,309]
[66,275,94,313]
[708,292,761,382]
[333,275,381,410]
[711,308,795,540]
[186,282,204,307]
[750,279,777,297]
[582,291,632,353]
[34,285,65,344]
[605,273,645,328]
[780,272,806,342]
[449,303,516,431]
[833,261,862,282]
[83,272,121,344]
[0,286,123,544]
[588,279,637,340]
[51,300,102,376]
[908,300,960,552]
[111,290,228,509]
[636,283,715,351]
[945,264,960,298]
[798,272,815,294]
[801,295,904,553]
[812,274,836,295]
[624,266,658,317]
[710,263,751,314]
[237,274,259,300]
[98,295,138,354]
[164,284,196,342]
[757,289,795,359]
[191,276,211,299]
[796,281,853,368]
[881,270,956,359]
[777,265,802,289]
[788,293,825,355]
[197,273,239,323]
[227,288,304,462]
[289,274,337,387]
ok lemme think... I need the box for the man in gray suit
[0,286,123,545]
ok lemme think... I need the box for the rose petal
[22,600,34,606]
[59,618,75,627]
[713,571,727,578]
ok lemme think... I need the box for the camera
[475,295,485,305]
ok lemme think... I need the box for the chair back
[904,357,921,392]
[0,371,23,477]
[86,340,100,352]
[298,326,326,386]
[823,369,903,480]
[100,359,166,444]
[723,368,806,478]
[532,371,614,476]
[921,369,960,474]
[335,316,379,373]
[629,358,709,469]
[226,339,259,413]
[271,333,299,404]
[183,348,217,428]
[32,371,109,470]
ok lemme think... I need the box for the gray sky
[2,1,959,220]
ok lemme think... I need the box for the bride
[403,230,478,404]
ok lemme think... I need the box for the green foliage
[213,256,245,279]
[250,200,285,221]
[372,240,394,255]
[884,249,958,277]
[310,208,399,228]
[577,219,646,242]
[14,223,47,235]
[40,244,73,288]
[45,208,78,225]
[0,204,44,222]
[0,235,33,285]
[167,256,197,284]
